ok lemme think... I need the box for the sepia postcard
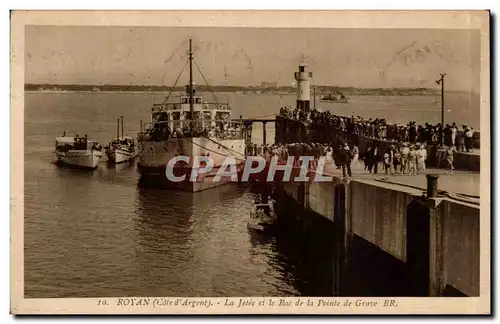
[11,10,490,315]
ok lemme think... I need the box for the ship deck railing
[137,132,245,141]
[152,102,231,113]
[142,119,247,127]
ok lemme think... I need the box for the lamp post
[312,85,316,110]
[436,73,446,147]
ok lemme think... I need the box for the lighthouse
[294,61,313,111]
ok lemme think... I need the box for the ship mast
[188,39,194,131]
[224,65,228,86]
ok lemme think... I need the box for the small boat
[105,137,136,164]
[54,134,103,169]
[247,202,276,233]
[106,116,136,164]
[320,92,349,103]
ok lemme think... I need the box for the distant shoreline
[23,90,439,96]
[24,84,473,96]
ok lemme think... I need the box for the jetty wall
[275,176,480,297]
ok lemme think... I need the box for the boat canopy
[55,137,75,144]
[111,136,134,141]
[55,136,99,145]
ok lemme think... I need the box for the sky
[25,26,481,92]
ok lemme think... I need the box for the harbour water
[24,91,479,298]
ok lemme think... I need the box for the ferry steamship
[137,39,246,192]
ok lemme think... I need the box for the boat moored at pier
[54,135,103,169]
[105,137,136,164]
[137,39,247,192]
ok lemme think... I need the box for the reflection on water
[25,151,335,297]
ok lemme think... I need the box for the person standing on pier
[387,145,396,175]
[393,147,402,174]
[383,152,392,175]
[400,143,410,174]
[363,144,373,171]
[370,144,381,174]
[407,145,417,176]
[457,127,466,152]
[465,126,474,152]
[445,145,456,174]
[451,122,458,146]
[339,143,353,178]
[444,125,452,147]
[280,145,288,164]
[351,143,360,167]
[416,144,427,174]
[409,122,417,143]
[333,145,341,170]
[324,144,334,163]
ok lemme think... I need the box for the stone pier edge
[276,170,479,297]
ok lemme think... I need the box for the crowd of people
[147,121,245,141]
[279,106,476,153]
[248,138,457,178]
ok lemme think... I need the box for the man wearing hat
[338,143,352,178]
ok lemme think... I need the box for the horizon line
[24,83,476,93]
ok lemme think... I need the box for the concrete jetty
[273,164,479,297]
[270,60,480,297]
[272,116,479,297]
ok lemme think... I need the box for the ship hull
[320,98,349,103]
[137,137,246,192]
[55,150,103,169]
